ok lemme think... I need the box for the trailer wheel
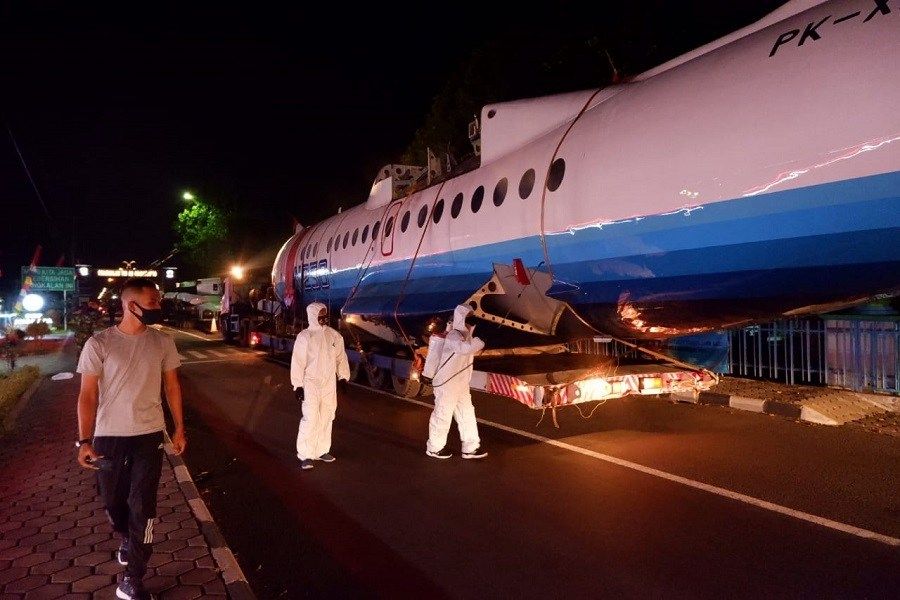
[366,363,389,389]
[222,318,234,344]
[392,372,421,398]
[349,358,362,382]
[389,350,421,398]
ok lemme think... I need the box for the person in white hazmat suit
[426,305,488,459]
[291,302,351,470]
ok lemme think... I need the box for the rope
[575,399,608,419]
[538,87,605,280]
[530,88,719,383]
[393,181,447,357]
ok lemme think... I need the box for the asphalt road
[162,326,899,599]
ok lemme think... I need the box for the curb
[1,374,44,432]
[162,434,256,600]
[673,391,805,421]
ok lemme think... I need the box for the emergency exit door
[381,201,402,256]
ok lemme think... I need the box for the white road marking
[188,350,206,359]
[208,350,230,358]
[162,326,216,342]
[181,356,256,365]
[348,382,900,547]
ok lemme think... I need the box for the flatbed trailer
[251,331,716,407]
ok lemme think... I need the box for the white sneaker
[462,447,488,459]
[426,448,453,459]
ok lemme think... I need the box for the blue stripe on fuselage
[302,171,900,317]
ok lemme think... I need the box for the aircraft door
[380,201,402,256]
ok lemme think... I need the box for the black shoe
[462,447,488,459]
[116,576,153,600]
[116,540,128,566]
[426,448,453,459]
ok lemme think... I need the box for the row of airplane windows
[301,158,565,260]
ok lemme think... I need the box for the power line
[5,123,52,221]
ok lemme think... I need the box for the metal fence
[823,318,899,395]
[728,319,827,386]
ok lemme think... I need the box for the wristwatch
[75,438,92,448]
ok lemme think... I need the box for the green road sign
[21,266,76,292]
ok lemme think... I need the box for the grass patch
[0,366,41,423]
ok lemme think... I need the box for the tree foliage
[173,199,229,271]
[25,321,51,349]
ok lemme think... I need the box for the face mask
[464,315,477,328]
[318,314,329,326]
[130,303,163,326]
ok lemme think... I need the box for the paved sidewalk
[0,363,238,598]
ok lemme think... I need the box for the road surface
[162,325,899,599]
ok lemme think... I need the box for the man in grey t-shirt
[76,278,185,600]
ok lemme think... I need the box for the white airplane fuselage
[273,0,900,345]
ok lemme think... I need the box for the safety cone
[210,316,218,334]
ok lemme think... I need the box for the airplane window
[385,217,394,237]
[547,158,565,192]
[451,193,463,218]
[401,210,411,232]
[417,205,428,228]
[372,220,381,239]
[433,199,444,224]
[362,224,369,243]
[343,231,349,249]
[493,178,508,207]
[352,228,359,246]
[519,169,535,199]
[471,186,484,213]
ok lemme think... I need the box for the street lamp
[22,293,45,312]
[182,191,195,201]
[230,264,245,280]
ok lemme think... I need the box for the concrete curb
[673,391,804,421]
[1,374,44,432]
[162,434,256,600]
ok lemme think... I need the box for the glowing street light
[182,191,195,201]
[230,265,245,280]
[22,293,45,312]
[78,266,89,277]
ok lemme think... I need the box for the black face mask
[130,303,163,326]
[464,315,477,328]
[318,314,329,326]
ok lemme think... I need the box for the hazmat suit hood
[306,302,327,331]
[452,304,473,334]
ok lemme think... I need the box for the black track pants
[93,431,164,580]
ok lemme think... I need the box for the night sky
[1,1,782,299]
